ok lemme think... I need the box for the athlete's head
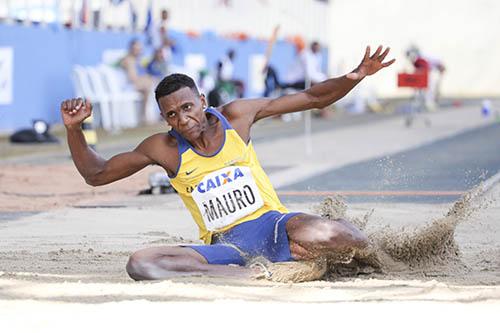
[155,73,208,140]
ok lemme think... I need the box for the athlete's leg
[285,213,368,260]
[126,246,256,281]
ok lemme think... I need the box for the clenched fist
[60,98,93,130]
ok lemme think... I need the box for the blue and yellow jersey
[169,108,287,244]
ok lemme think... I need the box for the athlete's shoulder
[217,100,251,124]
[141,132,175,145]
[218,99,270,143]
[136,132,180,175]
[218,98,273,130]
[136,132,178,155]
[214,105,241,133]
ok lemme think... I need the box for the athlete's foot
[249,262,272,280]
[247,256,273,280]
[247,257,327,283]
[267,259,327,283]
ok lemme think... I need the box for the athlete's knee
[126,249,170,281]
[326,218,368,250]
[297,217,368,250]
[126,251,150,281]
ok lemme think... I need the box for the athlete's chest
[174,133,250,192]
[190,165,264,231]
[153,125,225,176]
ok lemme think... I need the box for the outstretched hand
[60,97,92,130]
[346,45,395,80]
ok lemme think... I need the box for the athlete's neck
[189,113,221,152]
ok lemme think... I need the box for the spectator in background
[147,48,168,79]
[216,49,245,98]
[264,39,330,118]
[197,69,216,96]
[149,9,176,69]
[263,65,280,98]
[120,39,154,124]
[217,49,235,82]
[283,40,327,90]
[306,41,328,83]
[406,45,445,110]
[264,39,327,97]
[286,40,330,117]
[208,49,245,107]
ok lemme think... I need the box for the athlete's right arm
[61,98,155,186]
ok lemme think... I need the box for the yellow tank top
[169,108,287,244]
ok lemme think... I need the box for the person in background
[149,9,176,69]
[264,40,327,95]
[282,40,330,118]
[197,69,216,96]
[306,41,328,83]
[282,40,327,90]
[120,39,155,124]
[406,45,445,110]
[147,48,168,79]
[216,49,245,98]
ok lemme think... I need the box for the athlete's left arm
[222,45,394,125]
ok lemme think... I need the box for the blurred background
[0,0,498,135]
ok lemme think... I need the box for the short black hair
[155,73,199,103]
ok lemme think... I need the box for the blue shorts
[186,210,301,266]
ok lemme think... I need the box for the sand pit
[240,184,498,284]
[0,162,164,212]
[235,184,492,286]
[0,161,498,330]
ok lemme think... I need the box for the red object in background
[414,57,430,72]
[397,72,428,88]
[186,30,200,38]
[235,32,249,41]
[225,32,249,41]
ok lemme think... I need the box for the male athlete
[61,46,394,280]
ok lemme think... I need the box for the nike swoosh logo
[185,168,197,176]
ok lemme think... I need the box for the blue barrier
[0,23,327,132]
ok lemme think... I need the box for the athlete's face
[159,87,208,140]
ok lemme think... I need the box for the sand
[0,162,165,212]
[0,160,499,331]
[243,184,498,284]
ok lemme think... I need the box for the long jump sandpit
[0,162,499,331]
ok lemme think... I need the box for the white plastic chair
[71,65,115,131]
[85,66,122,131]
[98,65,142,128]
